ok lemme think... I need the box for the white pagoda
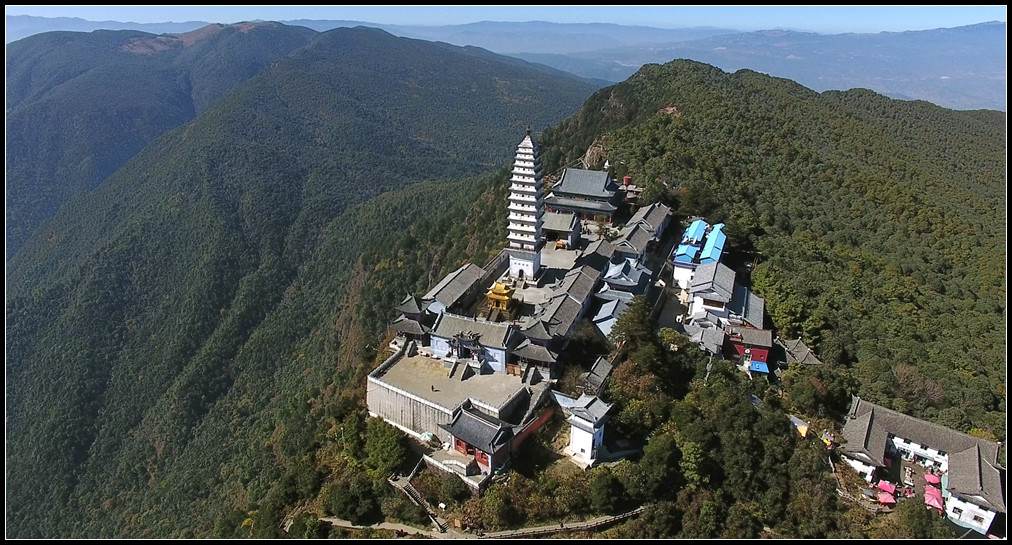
[506,129,544,280]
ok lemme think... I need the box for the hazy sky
[5,5,1007,34]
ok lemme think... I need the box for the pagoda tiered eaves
[507,133,544,259]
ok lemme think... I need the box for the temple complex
[368,129,670,491]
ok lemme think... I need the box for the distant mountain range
[4,15,737,52]
[377,20,738,54]
[5,14,213,41]
[517,22,1008,111]
[7,15,1005,111]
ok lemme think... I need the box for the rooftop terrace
[374,353,530,418]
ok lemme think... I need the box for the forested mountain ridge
[5,14,213,43]
[4,22,604,260]
[5,31,1005,538]
[539,60,1006,436]
[4,22,318,258]
[518,22,1008,111]
[4,26,595,538]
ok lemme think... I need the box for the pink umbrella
[878,492,897,505]
[924,489,944,511]
[924,473,941,485]
[924,486,943,500]
[877,480,897,494]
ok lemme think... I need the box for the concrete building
[688,261,736,320]
[840,396,1006,536]
[724,326,774,375]
[367,346,536,440]
[555,393,612,467]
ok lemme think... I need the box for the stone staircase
[389,473,448,533]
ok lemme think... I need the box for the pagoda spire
[506,129,544,280]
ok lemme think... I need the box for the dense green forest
[431,61,1005,538]
[4,22,603,259]
[4,26,593,538]
[5,38,1005,538]
[540,61,1006,437]
[4,22,320,258]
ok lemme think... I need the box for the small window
[973,515,985,523]
[952,507,963,515]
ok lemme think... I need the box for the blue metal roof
[699,223,726,264]
[749,360,770,374]
[682,219,708,244]
[673,243,701,263]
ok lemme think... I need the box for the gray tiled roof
[684,324,725,355]
[603,258,652,292]
[729,284,765,329]
[689,262,736,302]
[783,337,823,365]
[431,312,514,349]
[726,326,773,348]
[580,356,614,395]
[592,298,630,324]
[394,294,427,315]
[595,283,635,301]
[424,263,485,307]
[841,396,1005,513]
[539,293,583,338]
[389,314,428,335]
[840,409,882,466]
[520,319,553,341]
[614,223,653,256]
[572,263,603,283]
[557,266,598,306]
[947,444,1006,512]
[512,339,558,363]
[627,202,671,234]
[440,407,514,454]
[545,195,617,214]
[577,239,616,272]
[568,393,612,431]
[701,328,726,355]
[542,211,578,233]
[584,238,615,258]
[689,309,723,327]
[553,168,617,200]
